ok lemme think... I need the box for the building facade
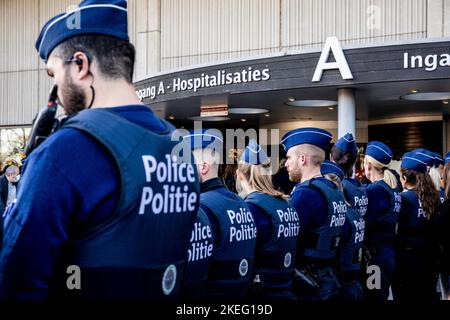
[1,0,450,162]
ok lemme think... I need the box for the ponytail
[238,161,288,199]
[416,172,440,219]
[382,167,398,190]
[323,173,344,193]
[401,168,440,219]
[428,167,441,191]
[365,155,398,189]
[444,163,450,200]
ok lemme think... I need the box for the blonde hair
[323,173,344,193]
[428,167,441,192]
[443,163,450,200]
[365,155,398,189]
[237,160,288,199]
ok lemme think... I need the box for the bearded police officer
[321,160,365,300]
[236,139,299,300]
[183,130,257,299]
[282,128,345,300]
[0,0,199,299]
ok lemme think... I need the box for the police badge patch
[239,259,248,277]
[284,252,292,268]
[162,264,177,295]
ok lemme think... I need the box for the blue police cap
[365,141,393,165]
[35,0,129,62]
[401,152,428,173]
[412,149,435,167]
[334,133,358,154]
[182,129,223,150]
[320,160,345,181]
[281,127,333,152]
[240,139,269,165]
[445,151,450,165]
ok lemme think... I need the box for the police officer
[392,152,439,301]
[429,152,450,300]
[322,133,368,300]
[0,0,200,299]
[235,139,299,300]
[182,130,257,299]
[331,133,368,218]
[282,128,345,301]
[363,141,401,300]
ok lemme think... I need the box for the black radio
[24,85,59,156]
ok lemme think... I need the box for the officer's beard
[58,73,87,116]
[288,169,302,183]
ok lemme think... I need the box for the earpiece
[75,58,83,66]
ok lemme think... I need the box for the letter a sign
[312,37,353,82]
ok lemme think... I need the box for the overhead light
[286,100,337,107]
[328,107,335,110]
[264,113,270,117]
[401,92,450,101]
[443,100,449,105]
[228,108,269,115]
[188,116,230,122]
[168,115,175,120]
[240,118,247,122]
[287,97,296,102]
[290,117,313,120]
[410,89,418,93]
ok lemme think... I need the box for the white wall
[159,0,428,71]
[0,0,448,126]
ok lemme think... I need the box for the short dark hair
[330,145,358,178]
[54,35,136,83]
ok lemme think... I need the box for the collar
[200,177,225,193]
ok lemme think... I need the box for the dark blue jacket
[365,180,401,250]
[245,192,299,290]
[290,177,346,262]
[181,207,213,299]
[398,190,428,249]
[342,178,368,218]
[200,178,257,299]
[338,206,365,282]
[0,105,198,300]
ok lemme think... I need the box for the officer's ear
[71,51,92,81]
[298,153,307,166]
[199,161,210,176]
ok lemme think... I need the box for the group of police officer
[0,0,448,301]
[176,129,449,301]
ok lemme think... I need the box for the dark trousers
[364,246,396,301]
[338,280,364,300]
[392,249,438,301]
